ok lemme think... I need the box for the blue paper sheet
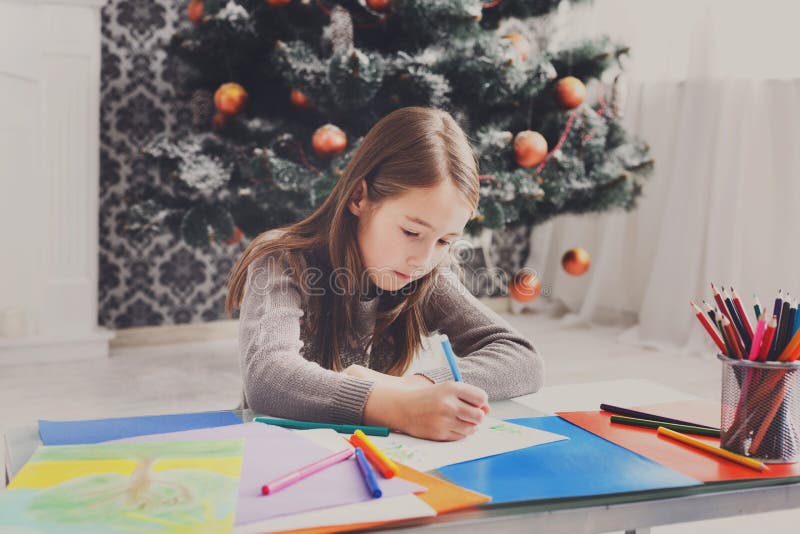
[38,411,243,445]
[438,416,701,504]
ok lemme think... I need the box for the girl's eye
[437,239,451,247]
[402,228,419,238]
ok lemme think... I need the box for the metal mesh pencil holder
[719,354,800,463]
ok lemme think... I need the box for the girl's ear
[347,179,368,217]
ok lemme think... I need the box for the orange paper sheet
[276,463,490,534]
[558,402,800,482]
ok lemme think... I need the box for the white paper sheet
[234,494,436,533]
[511,379,698,415]
[367,416,566,472]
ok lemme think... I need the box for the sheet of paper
[234,494,436,533]
[38,410,243,445]
[1,438,244,533]
[116,423,426,525]
[294,428,353,453]
[368,416,567,472]
[512,379,698,415]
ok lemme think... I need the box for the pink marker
[261,447,354,495]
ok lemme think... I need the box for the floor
[1,310,797,532]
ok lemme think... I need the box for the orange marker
[349,429,399,479]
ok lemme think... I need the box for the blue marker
[440,334,462,382]
[354,447,382,498]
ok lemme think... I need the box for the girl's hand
[393,382,489,441]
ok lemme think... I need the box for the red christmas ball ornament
[312,124,347,158]
[187,0,204,23]
[556,76,586,109]
[366,0,391,12]
[561,247,591,276]
[290,88,312,109]
[509,271,542,303]
[266,0,292,6]
[214,83,247,116]
[224,226,244,245]
[514,130,548,168]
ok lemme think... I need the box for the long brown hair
[226,107,480,375]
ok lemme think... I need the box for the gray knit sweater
[238,252,544,424]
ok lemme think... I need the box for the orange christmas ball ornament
[266,0,292,6]
[556,76,586,109]
[187,0,204,23]
[561,247,591,276]
[509,271,542,303]
[514,130,548,168]
[214,83,248,116]
[312,124,347,158]
[366,0,391,12]
[224,226,244,245]
[290,89,312,109]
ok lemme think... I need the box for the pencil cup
[719,354,800,463]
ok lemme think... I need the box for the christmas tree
[129,0,652,251]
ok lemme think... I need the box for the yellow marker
[351,429,399,478]
[657,426,767,472]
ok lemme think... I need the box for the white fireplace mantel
[0,0,113,364]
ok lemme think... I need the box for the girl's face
[349,179,473,291]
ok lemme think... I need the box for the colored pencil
[711,283,732,322]
[753,293,762,320]
[354,448,382,498]
[261,447,354,495]
[717,314,733,356]
[722,316,743,359]
[772,299,791,360]
[731,288,754,340]
[254,417,390,437]
[702,300,717,325]
[349,429,399,479]
[600,404,720,430]
[691,301,727,354]
[723,288,749,348]
[657,426,767,471]
[440,334,463,382]
[610,415,721,437]
[748,309,768,361]
[772,290,783,318]
[793,300,800,337]
[758,316,778,361]
[778,317,800,361]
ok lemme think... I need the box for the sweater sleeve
[238,255,375,424]
[418,268,545,400]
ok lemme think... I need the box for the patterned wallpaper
[98,0,529,329]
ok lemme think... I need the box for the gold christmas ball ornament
[214,83,248,116]
[312,124,348,158]
[561,247,591,276]
[514,130,548,168]
[556,76,586,109]
[509,271,542,303]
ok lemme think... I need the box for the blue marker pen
[440,334,462,382]
[354,447,382,498]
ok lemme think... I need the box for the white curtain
[518,0,800,353]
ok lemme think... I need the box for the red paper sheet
[558,402,800,482]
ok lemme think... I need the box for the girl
[226,107,544,441]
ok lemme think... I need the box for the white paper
[234,494,436,533]
[292,428,354,453]
[367,416,566,472]
[511,379,699,415]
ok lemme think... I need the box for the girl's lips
[394,271,410,280]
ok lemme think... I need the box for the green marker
[254,416,390,437]
[610,415,721,438]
